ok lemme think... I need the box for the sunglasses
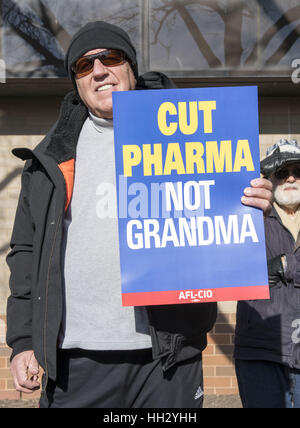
[274,166,300,181]
[72,49,127,78]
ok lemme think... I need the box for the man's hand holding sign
[113,86,270,306]
[242,177,272,215]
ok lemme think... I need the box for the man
[6,21,272,408]
[235,139,300,408]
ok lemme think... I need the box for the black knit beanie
[65,21,138,87]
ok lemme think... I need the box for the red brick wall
[203,309,238,395]
[0,314,19,400]
[0,308,238,400]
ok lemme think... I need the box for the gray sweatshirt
[59,112,151,350]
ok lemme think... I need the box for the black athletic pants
[39,348,204,408]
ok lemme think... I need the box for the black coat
[235,207,300,368]
[6,82,217,389]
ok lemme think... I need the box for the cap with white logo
[260,138,300,177]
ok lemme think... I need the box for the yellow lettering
[164,143,186,175]
[206,140,232,173]
[185,142,205,174]
[123,145,142,177]
[233,140,255,172]
[157,102,177,136]
[143,144,163,176]
[122,139,255,177]
[178,102,198,135]
[198,101,216,133]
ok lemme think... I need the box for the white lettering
[197,216,214,245]
[215,215,239,245]
[165,180,215,212]
[239,214,258,243]
[126,214,259,249]
[179,289,213,300]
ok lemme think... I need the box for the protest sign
[112,86,269,306]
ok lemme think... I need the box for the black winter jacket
[6,75,217,388]
[235,207,300,368]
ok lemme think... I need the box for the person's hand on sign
[241,177,273,216]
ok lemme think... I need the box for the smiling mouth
[96,84,113,92]
[284,187,298,191]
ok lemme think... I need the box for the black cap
[260,139,300,177]
[64,21,138,87]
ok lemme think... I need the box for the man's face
[75,48,136,119]
[271,162,300,209]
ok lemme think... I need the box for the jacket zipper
[42,211,63,392]
[23,151,67,392]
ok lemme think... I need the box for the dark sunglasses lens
[275,169,288,180]
[74,57,93,76]
[275,167,300,180]
[293,168,300,178]
[73,50,125,77]
[101,50,125,66]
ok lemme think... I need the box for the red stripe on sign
[122,285,270,306]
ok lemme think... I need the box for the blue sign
[112,86,269,306]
